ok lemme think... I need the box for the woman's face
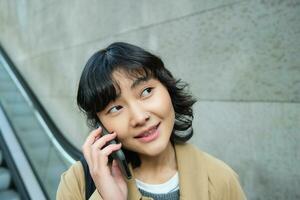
[97,69,175,157]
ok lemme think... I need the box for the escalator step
[0,167,11,190]
[0,81,17,92]
[0,71,10,81]
[0,91,24,104]
[0,190,20,200]
[0,150,2,165]
[4,102,32,116]
[10,114,41,131]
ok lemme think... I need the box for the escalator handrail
[0,103,48,200]
[0,44,82,163]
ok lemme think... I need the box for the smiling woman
[56,42,246,200]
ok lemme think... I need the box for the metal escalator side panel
[0,104,48,200]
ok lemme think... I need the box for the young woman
[57,42,246,200]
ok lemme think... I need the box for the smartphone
[97,122,132,179]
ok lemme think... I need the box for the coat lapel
[126,172,143,200]
[175,143,209,200]
[126,165,153,200]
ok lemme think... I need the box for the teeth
[140,128,155,137]
[142,131,151,137]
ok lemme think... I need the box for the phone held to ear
[98,123,132,180]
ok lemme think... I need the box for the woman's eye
[108,105,122,113]
[141,87,153,97]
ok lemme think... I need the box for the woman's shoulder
[60,161,85,183]
[56,161,85,199]
[176,143,246,199]
[176,143,237,176]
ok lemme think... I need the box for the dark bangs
[77,43,165,128]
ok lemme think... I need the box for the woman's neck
[134,142,177,184]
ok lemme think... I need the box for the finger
[82,127,102,164]
[90,143,121,177]
[92,132,117,150]
[83,127,102,147]
[100,143,122,157]
[90,142,120,170]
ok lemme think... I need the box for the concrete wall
[0,0,299,199]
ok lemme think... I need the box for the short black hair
[77,42,196,165]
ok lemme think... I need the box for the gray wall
[0,0,299,199]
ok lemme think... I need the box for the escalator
[0,141,20,200]
[0,45,82,199]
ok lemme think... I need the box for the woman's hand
[82,127,127,200]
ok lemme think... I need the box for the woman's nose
[129,103,150,127]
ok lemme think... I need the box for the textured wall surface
[0,0,299,199]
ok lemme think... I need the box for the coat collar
[126,143,209,200]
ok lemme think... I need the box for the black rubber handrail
[0,44,82,161]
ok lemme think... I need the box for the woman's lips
[135,123,160,143]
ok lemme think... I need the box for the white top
[135,172,179,194]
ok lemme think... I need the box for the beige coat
[57,143,246,200]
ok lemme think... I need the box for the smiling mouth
[134,123,160,139]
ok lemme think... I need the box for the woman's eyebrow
[131,76,150,89]
[113,76,151,99]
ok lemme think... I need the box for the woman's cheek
[112,116,129,140]
[152,92,173,114]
